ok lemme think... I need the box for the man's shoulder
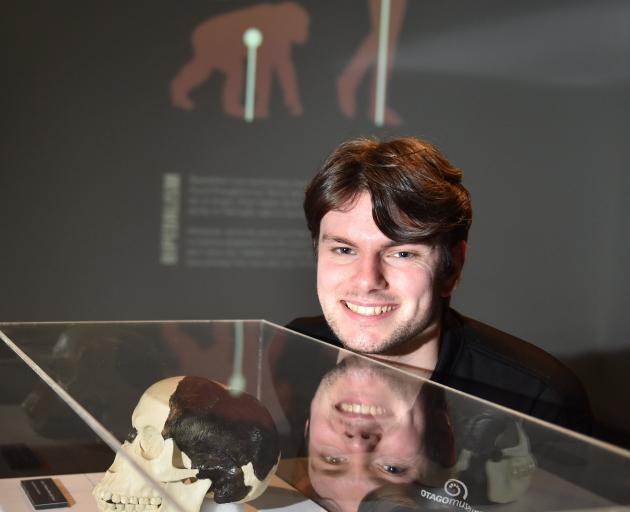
[285,315,342,347]
[452,311,576,385]
[442,309,592,432]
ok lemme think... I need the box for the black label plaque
[20,478,69,510]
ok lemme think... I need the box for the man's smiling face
[316,192,444,355]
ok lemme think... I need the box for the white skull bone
[93,376,280,512]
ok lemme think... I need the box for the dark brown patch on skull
[162,377,279,504]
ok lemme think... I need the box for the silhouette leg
[275,50,303,116]
[255,57,272,119]
[171,58,213,111]
[222,62,245,118]
[337,34,379,118]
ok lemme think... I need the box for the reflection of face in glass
[307,356,453,512]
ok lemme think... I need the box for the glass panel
[0,334,113,478]
[2,320,629,512]
[0,320,274,512]
[260,322,630,512]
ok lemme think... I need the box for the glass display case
[1,320,629,512]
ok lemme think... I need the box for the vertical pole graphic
[229,320,246,395]
[374,0,391,127]
[243,28,263,122]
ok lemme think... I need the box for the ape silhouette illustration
[171,2,309,119]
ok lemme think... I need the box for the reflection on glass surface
[1,320,629,512]
[305,355,453,512]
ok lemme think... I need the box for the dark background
[2,1,629,446]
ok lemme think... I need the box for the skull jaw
[94,438,208,512]
[161,479,213,512]
[93,473,212,512]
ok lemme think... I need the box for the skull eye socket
[126,427,138,443]
[139,426,165,459]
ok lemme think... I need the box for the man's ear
[441,240,467,298]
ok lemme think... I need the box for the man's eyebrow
[320,234,424,251]
[320,234,355,246]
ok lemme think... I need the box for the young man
[288,136,592,434]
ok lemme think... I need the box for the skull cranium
[93,376,280,511]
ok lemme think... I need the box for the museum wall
[2,1,629,444]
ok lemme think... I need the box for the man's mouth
[343,301,395,317]
[337,402,386,416]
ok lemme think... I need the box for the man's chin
[335,329,394,354]
[324,312,400,353]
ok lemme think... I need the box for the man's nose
[353,255,387,291]
[343,428,381,452]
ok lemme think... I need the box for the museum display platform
[1,320,629,512]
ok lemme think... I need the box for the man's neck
[370,320,442,376]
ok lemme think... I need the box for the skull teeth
[93,488,162,512]
[96,501,160,512]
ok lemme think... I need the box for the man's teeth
[345,302,393,316]
[339,403,385,416]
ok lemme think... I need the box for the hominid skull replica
[93,376,280,511]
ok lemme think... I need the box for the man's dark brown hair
[304,136,472,278]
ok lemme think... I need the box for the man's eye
[380,464,407,475]
[393,251,414,258]
[333,247,354,255]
